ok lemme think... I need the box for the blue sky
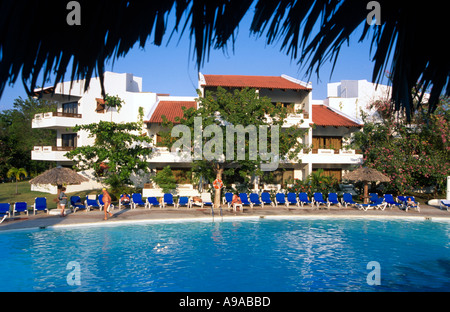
[0,12,380,112]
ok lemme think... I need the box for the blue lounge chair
[313,193,329,209]
[397,196,420,212]
[223,192,233,208]
[147,197,160,209]
[357,198,387,211]
[85,195,100,211]
[287,192,299,207]
[0,203,11,218]
[222,192,233,208]
[369,193,379,203]
[33,197,48,215]
[440,200,450,211]
[163,193,176,208]
[177,196,191,209]
[98,194,105,210]
[342,193,357,208]
[261,192,274,207]
[132,193,149,209]
[327,192,341,208]
[119,194,131,209]
[239,193,252,208]
[249,193,263,208]
[298,192,313,208]
[0,203,10,223]
[384,194,402,209]
[275,193,287,207]
[13,202,28,216]
[70,196,86,213]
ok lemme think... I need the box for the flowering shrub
[287,169,339,197]
[354,97,450,194]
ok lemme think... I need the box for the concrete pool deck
[1,202,449,232]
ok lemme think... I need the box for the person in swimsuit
[102,188,113,220]
[231,193,242,205]
[59,187,68,217]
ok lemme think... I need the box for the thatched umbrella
[343,167,390,204]
[29,167,89,187]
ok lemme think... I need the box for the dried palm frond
[0,0,447,121]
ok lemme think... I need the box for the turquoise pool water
[0,217,449,292]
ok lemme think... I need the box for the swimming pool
[0,217,449,292]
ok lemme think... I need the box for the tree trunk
[364,182,369,204]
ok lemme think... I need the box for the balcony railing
[34,112,82,120]
[32,112,83,129]
[32,146,75,162]
[33,146,75,152]
[310,148,362,155]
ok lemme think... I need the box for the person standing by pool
[59,187,68,217]
[102,188,113,220]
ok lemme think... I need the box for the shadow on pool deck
[0,202,449,232]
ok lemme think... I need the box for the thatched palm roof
[0,1,448,120]
[343,167,390,183]
[29,167,89,185]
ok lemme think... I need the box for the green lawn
[0,180,104,210]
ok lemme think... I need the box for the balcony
[32,146,74,162]
[262,112,310,128]
[282,112,310,128]
[147,147,193,163]
[32,112,82,129]
[298,148,363,165]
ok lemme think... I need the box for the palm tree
[7,167,28,195]
[0,1,447,120]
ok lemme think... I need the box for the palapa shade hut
[343,167,390,204]
[29,167,89,188]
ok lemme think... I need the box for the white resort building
[321,79,392,121]
[31,71,366,195]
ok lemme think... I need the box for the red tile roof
[312,105,362,128]
[202,74,311,90]
[147,101,196,123]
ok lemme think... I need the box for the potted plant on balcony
[104,94,124,121]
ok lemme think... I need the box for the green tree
[0,96,57,179]
[160,87,308,208]
[7,167,28,195]
[65,107,153,196]
[152,165,177,194]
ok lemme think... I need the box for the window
[63,102,78,114]
[272,102,295,114]
[312,136,342,150]
[265,169,294,187]
[62,134,77,147]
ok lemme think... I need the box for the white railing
[33,112,82,119]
